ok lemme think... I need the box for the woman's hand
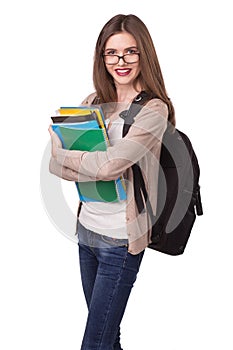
[48,125,62,158]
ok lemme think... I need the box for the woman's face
[103,32,141,89]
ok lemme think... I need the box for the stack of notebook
[51,106,126,203]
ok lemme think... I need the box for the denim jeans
[77,222,144,350]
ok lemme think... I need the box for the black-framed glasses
[103,52,140,65]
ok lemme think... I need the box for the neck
[116,85,141,103]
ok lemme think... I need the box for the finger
[48,125,54,136]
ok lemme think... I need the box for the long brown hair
[93,14,175,126]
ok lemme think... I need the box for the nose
[118,56,126,66]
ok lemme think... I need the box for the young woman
[49,14,175,350]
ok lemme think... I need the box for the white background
[1,0,232,349]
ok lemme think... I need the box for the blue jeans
[77,222,144,350]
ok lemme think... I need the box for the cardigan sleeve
[49,156,97,182]
[54,99,168,182]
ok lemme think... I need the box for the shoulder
[145,98,168,118]
[129,97,168,136]
[81,92,97,105]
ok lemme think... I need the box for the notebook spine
[100,128,109,152]
[115,180,121,201]
[119,177,127,201]
[93,110,110,147]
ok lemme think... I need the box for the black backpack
[121,91,203,255]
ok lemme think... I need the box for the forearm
[49,157,97,182]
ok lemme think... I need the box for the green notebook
[52,121,126,202]
[60,127,107,152]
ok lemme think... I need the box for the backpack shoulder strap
[121,91,156,137]
[121,91,156,216]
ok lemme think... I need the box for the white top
[79,115,128,238]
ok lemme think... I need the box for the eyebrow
[104,46,138,52]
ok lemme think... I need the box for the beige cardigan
[49,93,168,254]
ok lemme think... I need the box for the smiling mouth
[115,69,132,76]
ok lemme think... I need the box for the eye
[105,49,116,55]
[126,47,138,54]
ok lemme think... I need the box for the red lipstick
[115,69,131,76]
